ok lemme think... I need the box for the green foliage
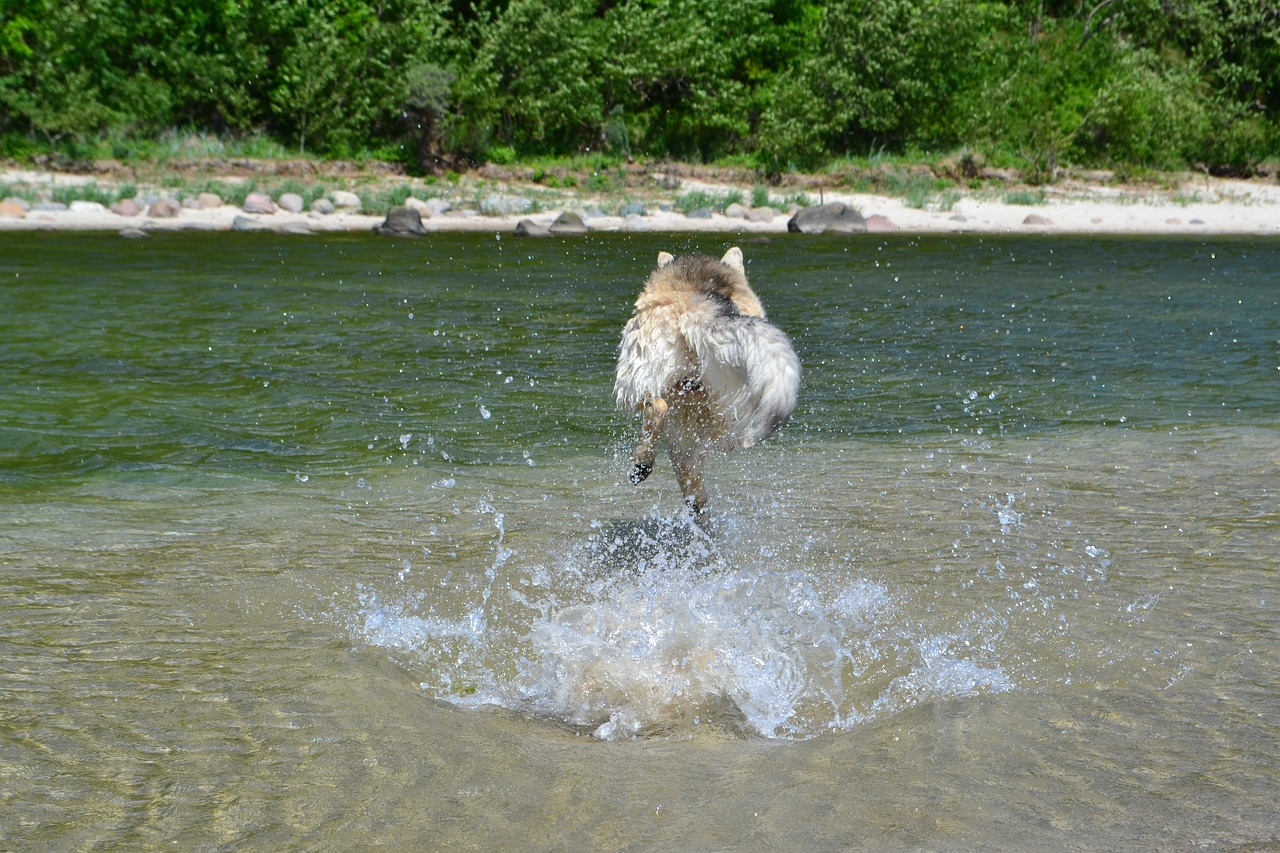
[0,0,1276,173]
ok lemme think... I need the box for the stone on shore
[549,211,588,235]
[310,198,335,215]
[3,196,31,212]
[788,203,866,234]
[374,206,426,236]
[147,199,181,219]
[514,219,552,237]
[865,215,900,232]
[745,206,777,222]
[724,202,748,219]
[277,192,305,214]
[686,207,714,220]
[0,200,26,219]
[112,198,141,217]
[331,191,361,211]
[197,192,223,209]
[69,200,108,213]
[403,197,435,217]
[242,192,276,214]
[1022,214,1053,226]
[118,227,147,238]
[231,215,270,232]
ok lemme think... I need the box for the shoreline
[3,168,1280,237]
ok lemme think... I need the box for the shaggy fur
[614,247,801,513]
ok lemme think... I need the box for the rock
[197,192,223,209]
[374,206,426,236]
[865,215,900,232]
[69,200,108,213]
[403,197,434,216]
[1165,217,1182,225]
[620,201,646,217]
[310,198,335,215]
[231,215,270,232]
[111,199,141,217]
[32,202,68,212]
[242,192,276,214]
[724,202,748,219]
[147,199,181,218]
[949,214,968,223]
[788,203,866,234]
[549,211,588,235]
[278,192,305,214]
[278,220,313,235]
[182,197,202,209]
[686,207,714,220]
[423,198,452,217]
[480,194,532,216]
[331,190,361,211]
[118,227,147,238]
[0,201,27,218]
[745,206,776,222]
[2,196,31,212]
[514,219,552,237]
[1022,214,1053,226]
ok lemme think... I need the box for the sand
[3,168,1279,236]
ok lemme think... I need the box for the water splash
[347,505,1012,741]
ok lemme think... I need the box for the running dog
[614,247,800,513]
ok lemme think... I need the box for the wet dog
[614,247,800,513]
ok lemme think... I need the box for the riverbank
[3,164,1280,236]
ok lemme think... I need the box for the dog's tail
[681,311,801,449]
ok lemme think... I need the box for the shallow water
[2,232,1277,850]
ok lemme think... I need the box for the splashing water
[350,504,1012,740]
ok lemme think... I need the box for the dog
[614,247,800,513]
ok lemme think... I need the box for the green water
[1,232,1277,850]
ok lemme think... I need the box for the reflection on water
[1,233,1278,850]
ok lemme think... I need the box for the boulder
[745,206,776,222]
[242,192,276,214]
[724,202,748,219]
[865,215,900,232]
[310,198,335,215]
[423,198,452,217]
[146,199,181,219]
[111,198,141,217]
[2,196,31,212]
[548,211,588,235]
[331,190,361,211]
[0,201,26,218]
[374,206,426,236]
[69,200,108,213]
[197,192,223,209]
[277,192,305,213]
[787,203,866,234]
[278,220,313,235]
[231,215,270,232]
[514,219,552,238]
[182,197,202,209]
[403,197,434,216]
[32,202,68,212]
[685,207,714,220]
[1022,214,1053,226]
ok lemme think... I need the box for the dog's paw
[629,463,652,484]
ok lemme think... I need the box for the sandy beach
[3,167,1280,236]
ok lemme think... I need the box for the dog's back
[615,247,800,511]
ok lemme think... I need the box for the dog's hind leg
[666,417,711,514]
[630,397,669,484]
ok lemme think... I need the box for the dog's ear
[657,251,675,268]
[721,246,744,273]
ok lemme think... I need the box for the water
[2,232,1277,850]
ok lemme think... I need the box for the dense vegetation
[1,0,1277,177]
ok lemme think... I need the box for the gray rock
[745,206,776,222]
[111,198,141,217]
[331,190,361,211]
[1022,214,1053,226]
[374,206,426,236]
[423,198,452,217]
[514,219,552,238]
[118,227,147,238]
[242,192,276,214]
[278,192,305,213]
[232,215,270,232]
[724,202,748,219]
[182,197,202,209]
[787,203,866,234]
[686,207,714,220]
[403,197,434,217]
[197,192,223,209]
[310,198,335,215]
[619,201,646,217]
[32,202,68,212]
[549,211,588,235]
[278,220,313,235]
